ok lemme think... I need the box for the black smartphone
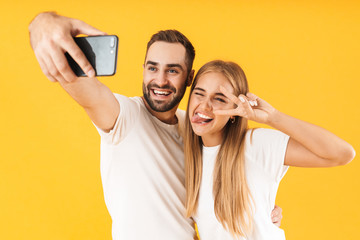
[65,35,118,77]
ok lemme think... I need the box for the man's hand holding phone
[29,12,107,83]
[66,35,118,77]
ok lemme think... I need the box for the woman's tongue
[191,114,213,123]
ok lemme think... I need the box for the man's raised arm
[29,12,119,132]
[29,12,106,83]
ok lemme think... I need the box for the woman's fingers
[271,205,283,227]
[248,99,257,107]
[215,90,271,123]
[219,86,241,105]
[213,108,242,116]
[238,94,255,118]
[246,92,258,100]
[245,92,259,106]
[217,86,259,119]
[214,95,253,119]
[220,86,258,107]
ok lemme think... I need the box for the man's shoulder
[113,93,141,103]
[112,94,144,110]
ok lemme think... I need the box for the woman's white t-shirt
[193,128,290,240]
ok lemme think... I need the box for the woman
[184,60,355,239]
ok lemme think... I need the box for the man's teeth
[154,90,171,96]
[197,113,212,120]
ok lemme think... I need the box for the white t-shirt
[96,94,195,240]
[194,128,290,240]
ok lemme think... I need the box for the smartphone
[65,35,118,77]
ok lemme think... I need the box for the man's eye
[168,69,178,73]
[148,67,156,71]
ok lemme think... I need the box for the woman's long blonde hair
[184,60,253,237]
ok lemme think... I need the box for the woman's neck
[201,135,222,147]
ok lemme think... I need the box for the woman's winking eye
[215,97,226,103]
[194,91,204,96]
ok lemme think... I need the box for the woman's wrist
[266,108,282,127]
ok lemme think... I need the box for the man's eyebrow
[167,64,184,71]
[145,61,184,71]
[145,61,158,66]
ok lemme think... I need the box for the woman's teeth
[195,113,213,123]
[197,113,212,120]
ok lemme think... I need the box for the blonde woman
[184,60,355,240]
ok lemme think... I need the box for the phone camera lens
[110,37,115,48]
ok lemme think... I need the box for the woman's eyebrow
[215,92,226,98]
[194,87,205,92]
[194,88,227,98]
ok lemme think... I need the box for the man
[29,12,282,240]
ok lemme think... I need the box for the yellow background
[1,0,359,239]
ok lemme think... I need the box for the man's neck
[141,97,179,125]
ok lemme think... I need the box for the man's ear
[186,69,195,87]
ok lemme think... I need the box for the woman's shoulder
[245,128,289,148]
[244,128,290,182]
[246,128,281,141]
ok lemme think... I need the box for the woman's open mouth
[191,112,214,124]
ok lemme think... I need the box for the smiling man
[29,13,196,239]
[93,40,195,239]
[28,12,282,240]
[141,40,194,121]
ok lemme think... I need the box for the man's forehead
[145,41,187,67]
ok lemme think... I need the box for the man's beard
[142,82,187,112]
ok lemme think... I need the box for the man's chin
[149,102,173,112]
[143,90,182,112]
[143,96,169,112]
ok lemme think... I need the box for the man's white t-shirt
[96,94,195,240]
[194,128,290,240]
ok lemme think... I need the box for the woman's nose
[199,98,212,111]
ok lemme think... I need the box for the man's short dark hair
[146,30,195,74]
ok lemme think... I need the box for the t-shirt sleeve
[246,128,290,182]
[94,94,140,145]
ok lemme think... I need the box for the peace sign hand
[213,86,277,124]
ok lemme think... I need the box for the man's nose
[156,71,168,86]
